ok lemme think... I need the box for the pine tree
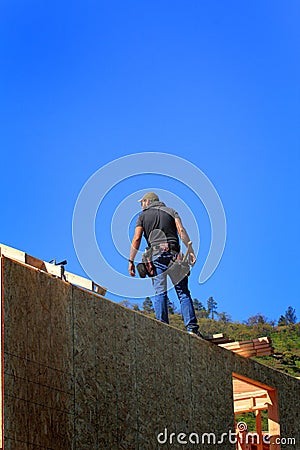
[142,297,154,313]
[207,296,218,320]
[278,315,288,326]
[284,306,297,325]
[193,298,200,311]
[218,311,231,323]
[193,298,208,317]
[193,298,206,312]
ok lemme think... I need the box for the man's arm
[128,226,143,276]
[175,217,197,266]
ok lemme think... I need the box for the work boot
[188,330,205,339]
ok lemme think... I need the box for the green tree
[142,297,154,313]
[192,298,199,311]
[193,298,209,318]
[207,296,218,320]
[193,298,205,312]
[278,315,288,326]
[132,303,140,311]
[198,309,210,318]
[285,306,297,325]
[246,313,268,326]
[218,311,231,323]
[119,299,132,308]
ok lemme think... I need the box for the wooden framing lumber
[218,336,274,358]
[205,334,273,358]
[206,333,233,344]
[232,375,274,415]
[0,244,26,263]
[234,389,269,401]
[0,243,107,297]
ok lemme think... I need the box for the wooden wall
[1,256,299,449]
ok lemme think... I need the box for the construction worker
[128,192,202,337]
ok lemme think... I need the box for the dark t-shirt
[136,201,180,250]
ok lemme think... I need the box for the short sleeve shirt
[136,203,180,248]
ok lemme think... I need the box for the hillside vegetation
[122,298,300,378]
[168,315,300,378]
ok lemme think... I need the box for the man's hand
[175,218,197,266]
[128,226,142,277]
[128,261,136,277]
[189,252,196,266]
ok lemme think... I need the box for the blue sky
[1,1,299,322]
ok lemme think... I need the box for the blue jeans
[151,252,199,333]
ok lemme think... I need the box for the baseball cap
[138,192,160,202]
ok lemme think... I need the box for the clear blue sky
[1,1,299,322]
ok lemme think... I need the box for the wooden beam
[0,243,107,297]
[234,403,270,413]
[256,410,263,450]
[206,333,233,344]
[25,254,49,271]
[0,244,26,263]
[234,399,270,412]
[234,390,269,401]
[219,337,273,358]
[233,373,277,393]
[92,281,107,296]
[234,395,269,407]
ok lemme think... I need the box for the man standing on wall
[128,192,203,337]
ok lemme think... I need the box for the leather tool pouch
[136,262,148,278]
[137,247,155,278]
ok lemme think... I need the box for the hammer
[182,241,192,263]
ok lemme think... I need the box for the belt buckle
[159,243,169,252]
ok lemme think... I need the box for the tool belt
[151,241,180,255]
[136,242,183,279]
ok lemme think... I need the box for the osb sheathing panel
[3,257,74,450]
[94,294,118,448]
[2,257,300,450]
[73,287,106,449]
[135,314,161,448]
[114,307,137,448]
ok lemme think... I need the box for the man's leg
[172,275,199,333]
[152,258,169,324]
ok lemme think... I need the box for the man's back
[136,201,180,249]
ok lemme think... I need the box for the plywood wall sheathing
[1,256,300,449]
[3,257,74,449]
